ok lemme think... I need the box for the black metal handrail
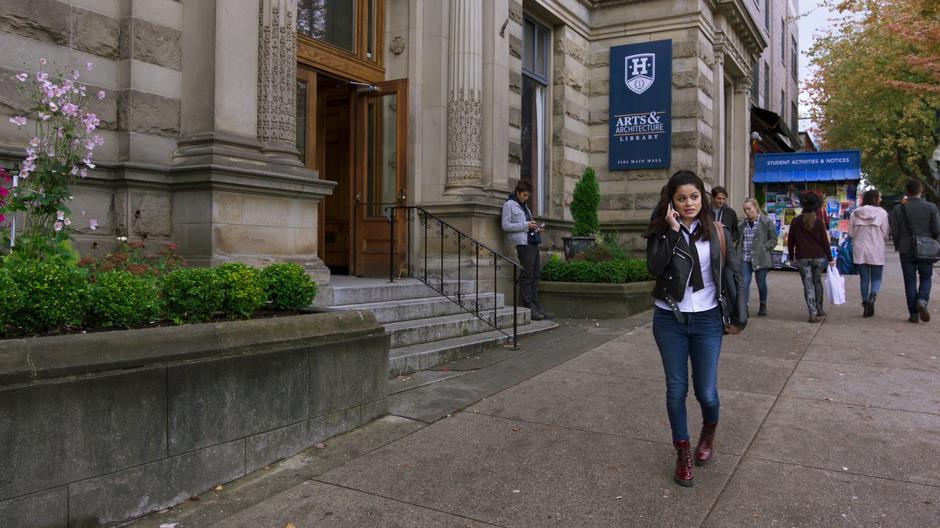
[383,205,522,349]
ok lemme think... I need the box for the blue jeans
[652,306,723,441]
[857,264,883,302]
[900,255,933,315]
[742,260,769,304]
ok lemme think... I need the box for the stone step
[328,278,476,306]
[388,320,559,378]
[325,293,506,324]
[384,307,531,349]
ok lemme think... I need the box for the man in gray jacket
[889,179,940,323]
[501,180,552,320]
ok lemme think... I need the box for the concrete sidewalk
[131,258,940,527]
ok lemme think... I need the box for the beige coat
[848,205,889,265]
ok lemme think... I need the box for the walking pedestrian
[848,189,890,317]
[501,180,553,321]
[711,186,740,244]
[787,192,835,323]
[889,179,940,323]
[645,170,747,487]
[736,198,777,317]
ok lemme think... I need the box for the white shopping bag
[825,266,846,305]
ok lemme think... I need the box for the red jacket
[788,213,832,261]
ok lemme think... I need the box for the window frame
[520,16,551,216]
[296,0,385,84]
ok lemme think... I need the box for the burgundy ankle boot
[695,423,717,465]
[673,440,694,486]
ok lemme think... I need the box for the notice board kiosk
[752,150,862,269]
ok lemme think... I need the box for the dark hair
[514,180,533,194]
[800,192,820,230]
[862,189,880,206]
[905,179,923,196]
[645,170,713,240]
[711,186,728,198]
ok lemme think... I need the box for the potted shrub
[563,167,600,260]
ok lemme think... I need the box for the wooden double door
[297,68,407,277]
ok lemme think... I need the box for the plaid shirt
[742,220,757,262]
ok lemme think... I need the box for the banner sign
[608,40,672,171]
[753,150,862,182]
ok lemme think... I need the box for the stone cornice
[715,0,768,60]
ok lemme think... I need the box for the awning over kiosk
[753,150,861,183]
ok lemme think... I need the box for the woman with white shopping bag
[825,265,846,306]
[787,192,836,323]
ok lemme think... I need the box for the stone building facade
[0,0,768,284]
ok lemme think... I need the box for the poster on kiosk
[753,150,862,269]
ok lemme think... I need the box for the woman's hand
[666,203,681,232]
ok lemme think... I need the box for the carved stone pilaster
[734,76,752,96]
[446,0,483,189]
[258,0,297,151]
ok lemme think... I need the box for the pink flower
[48,101,58,112]
[96,90,105,100]
[89,218,98,230]
[54,221,63,232]
[0,214,4,223]
[56,211,65,221]
[29,137,40,147]
[0,187,7,197]
[36,71,48,82]
[85,62,93,71]
[71,70,80,80]
[9,116,27,127]
[39,57,47,65]
[38,112,50,121]
[70,166,79,176]
[83,158,95,169]
[62,103,78,116]
[79,168,87,178]
[64,218,71,226]
[14,73,27,82]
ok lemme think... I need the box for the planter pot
[0,312,389,528]
[562,236,596,260]
[538,280,656,319]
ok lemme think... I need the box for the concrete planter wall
[538,280,656,319]
[0,312,389,528]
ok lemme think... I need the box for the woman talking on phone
[644,170,747,487]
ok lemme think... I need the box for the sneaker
[908,314,920,323]
[916,300,930,322]
[526,305,545,321]
[533,302,555,320]
[808,315,822,324]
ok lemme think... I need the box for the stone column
[711,48,725,188]
[257,0,303,167]
[729,76,752,207]
[445,0,484,191]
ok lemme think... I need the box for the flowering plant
[2,58,103,260]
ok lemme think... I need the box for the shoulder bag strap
[714,221,726,274]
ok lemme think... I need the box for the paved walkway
[132,257,940,527]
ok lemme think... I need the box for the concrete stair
[320,277,557,377]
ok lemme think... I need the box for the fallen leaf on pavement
[286,523,297,528]
[314,442,326,449]
[214,485,223,492]
[159,524,179,528]
[188,496,200,502]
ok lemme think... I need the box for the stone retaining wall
[538,280,655,319]
[0,311,389,528]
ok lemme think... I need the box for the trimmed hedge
[215,263,266,318]
[162,268,225,324]
[540,255,651,284]
[87,270,160,329]
[6,260,87,333]
[261,263,318,310]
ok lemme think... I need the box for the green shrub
[87,271,159,328]
[260,263,318,310]
[570,167,600,237]
[161,267,224,324]
[540,255,651,284]
[215,263,266,318]
[5,260,87,333]
[0,268,23,334]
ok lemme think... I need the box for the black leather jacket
[646,222,748,329]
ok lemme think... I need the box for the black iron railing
[383,205,522,348]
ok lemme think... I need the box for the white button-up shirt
[654,220,718,313]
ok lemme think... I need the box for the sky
[797,0,840,140]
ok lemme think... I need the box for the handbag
[714,223,742,335]
[901,204,940,262]
[836,237,858,275]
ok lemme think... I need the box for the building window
[764,0,770,29]
[792,101,799,133]
[781,18,786,62]
[763,62,770,109]
[521,17,550,215]
[781,90,786,122]
[750,60,760,105]
[791,36,799,82]
[297,0,381,68]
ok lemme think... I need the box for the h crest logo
[625,53,655,95]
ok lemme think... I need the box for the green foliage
[4,260,87,333]
[87,271,159,329]
[540,255,651,284]
[215,263,266,318]
[260,263,318,310]
[575,233,631,262]
[0,268,23,334]
[570,167,600,236]
[161,268,224,324]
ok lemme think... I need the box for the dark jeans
[796,258,827,316]
[857,264,884,302]
[900,254,933,315]
[652,306,723,441]
[742,260,768,305]
[516,244,541,307]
